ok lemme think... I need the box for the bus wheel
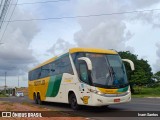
[33,93,38,104]
[69,93,79,110]
[37,93,43,105]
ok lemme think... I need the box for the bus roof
[29,48,117,72]
[69,48,117,54]
[30,56,58,71]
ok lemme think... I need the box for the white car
[16,91,24,97]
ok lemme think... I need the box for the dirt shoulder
[0,101,84,120]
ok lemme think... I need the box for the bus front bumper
[89,91,131,106]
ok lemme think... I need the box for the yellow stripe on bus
[97,87,118,94]
[69,48,117,54]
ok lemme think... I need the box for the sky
[0,0,160,87]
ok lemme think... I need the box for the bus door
[78,60,92,105]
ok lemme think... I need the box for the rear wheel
[37,93,43,105]
[33,93,38,104]
[69,93,79,110]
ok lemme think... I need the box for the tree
[119,51,153,93]
[152,71,160,84]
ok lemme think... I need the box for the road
[0,96,160,120]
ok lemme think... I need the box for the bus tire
[37,93,43,105]
[33,93,38,104]
[69,93,79,110]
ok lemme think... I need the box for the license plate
[114,98,120,102]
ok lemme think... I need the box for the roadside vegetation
[0,94,8,97]
[0,91,8,97]
[131,86,160,98]
[119,51,160,98]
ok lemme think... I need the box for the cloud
[129,0,160,8]
[156,43,160,58]
[73,0,160,52]
[47,38,76,56]
[74,20,133,51]
[154,42,160,72]
[45,0,160,73]
[0,5,40,76]
[73,0,134,51]
[125,0,160,28]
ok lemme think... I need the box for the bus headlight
[97,91,103,95]
[88,89,103,95]
[128,86,131,93]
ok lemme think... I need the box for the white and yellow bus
[28,48,134,110]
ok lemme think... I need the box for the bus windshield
[86,53,128,88]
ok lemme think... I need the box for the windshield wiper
[110,67,115,76]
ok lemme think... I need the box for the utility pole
[4,72,6,94]
[18,75,19,87]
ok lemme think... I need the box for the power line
[17,0,69,5]
[0,0,5,11]
[0,0,12,30]
[0,0,69,6]
[0,8,160,23]
[0,7,159,42]
[0,0,18,43]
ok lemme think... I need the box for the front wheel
[69,93,79,110]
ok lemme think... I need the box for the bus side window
[36,68,41,79]
[61,55,74,74]
[79,63,89,84]
[50,62,56,76]
[41,64,50,78]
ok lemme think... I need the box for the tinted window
[40,64,50,78]
[28,71,32,80]
[50,62,56,76]
[71,52,85,74]
[61,55,73,74]
[29,54,73,81]
[79,63,89,84]
[50,54,73,76]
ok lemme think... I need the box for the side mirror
[122,59,135,71]
[78,57,92,70]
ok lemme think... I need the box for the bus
[28,48,134,110]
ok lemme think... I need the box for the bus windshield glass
[86,53,128,88]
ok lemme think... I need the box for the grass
[131,86,160,98]
[0,94,8,97]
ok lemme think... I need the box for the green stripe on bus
[117,86,128,92]
[46,74,62,97]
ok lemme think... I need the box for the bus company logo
[2,112,11,117]
[34,80,45,86]
[1,112,42,118]
[81,96,90,104]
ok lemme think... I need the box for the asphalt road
[0,96,160,120]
